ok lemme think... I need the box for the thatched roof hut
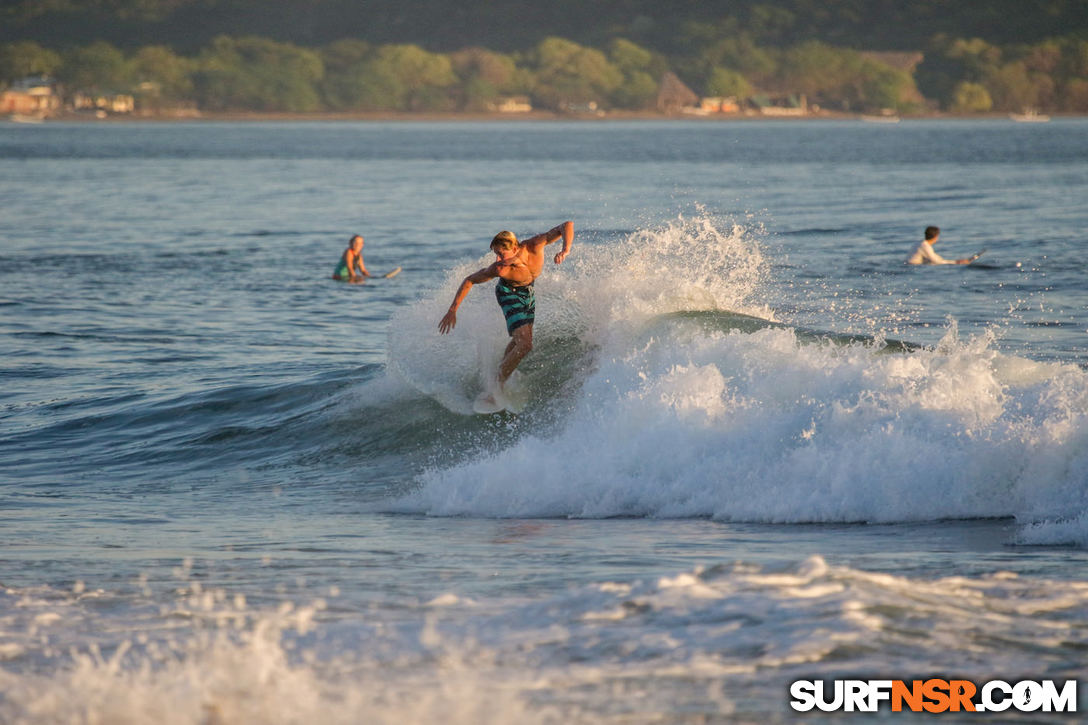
[657,72,698,113]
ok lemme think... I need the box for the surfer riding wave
[438,222,574,409]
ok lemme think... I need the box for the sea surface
[1,119,1087,722]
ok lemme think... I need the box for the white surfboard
[473,389,506,414]
[472,371,527,414]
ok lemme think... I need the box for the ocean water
[1,119,1087,722]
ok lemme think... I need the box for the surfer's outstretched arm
[438,266,497,334]
[523,221,574,264]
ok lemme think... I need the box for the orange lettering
[923,679,951,713]
[949,680,977,712]
[892,680,924,712]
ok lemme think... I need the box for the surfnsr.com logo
[790,679,1078,713]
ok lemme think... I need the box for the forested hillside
[2,1,1086,115]
[3,0,1085,54]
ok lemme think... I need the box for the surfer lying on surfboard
[438,221,574,406]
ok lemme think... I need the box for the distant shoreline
[10,109,1084,123]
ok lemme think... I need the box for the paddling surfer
[438,221,574,399]
[906,226,972,265]
[332,234,371,281]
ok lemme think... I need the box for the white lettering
[816,680,844,712]
[1042,680,1077,712]
[982,680,1012,712]
[845,680,868,712]
[868,680,893,711]
[789,681,816,712]
[1013,680,1044,712]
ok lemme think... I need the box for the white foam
[385,216,1088,538]
[5,557,1088,723]
[1018,509,1088,547]
[0,584,541,725]
[387,214,771,415]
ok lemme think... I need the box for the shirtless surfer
[438,221,574,403]
[332,234,371,281]
[906,226,973,265]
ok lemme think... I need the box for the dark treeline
[2,1,1087,115]
[3,0,1087,55]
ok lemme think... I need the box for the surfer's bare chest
[496,248,543,285]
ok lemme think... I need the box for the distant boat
[1010,108,1050,122]
[6,113,45,124]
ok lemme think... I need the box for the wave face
[383,216,1088,541]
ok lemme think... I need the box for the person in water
[438,221,574,394]
[332,234,371,281]
[906,226,972,265]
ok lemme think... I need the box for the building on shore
[71,91,135,116]
[657,72,699,114]
[751,93,808,116]
[487,96,532,113]
[1,76,60,119]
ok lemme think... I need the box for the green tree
[856,60,918,112]
[706,67,751,98]
[950,81,992,112]
[1052,37,1088,111]
[451,47,519,89]
[356,44,456,111]
[318,39,373,110]
[528,37,622,110]
[611,69,657,109]
[131,45,193,102]
[947,37,1003,72]
[703,35,776,84]
[1022,40,1062,74]
[0,41,61,83]
[775,41,855,107]
[450,47,523,111]
[59,41,130,93]
[609,39,652,74]
[195,36,323,112]
[775,42,918,112]
[607,38,664,109]
[1062,78,1088,112]
[783,42,848,87]
[917,36,1002,109]
[1060,38,1088,78]
[670,22,775,96]
[985,61,1052,110]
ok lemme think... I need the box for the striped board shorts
[495,280,535,335]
